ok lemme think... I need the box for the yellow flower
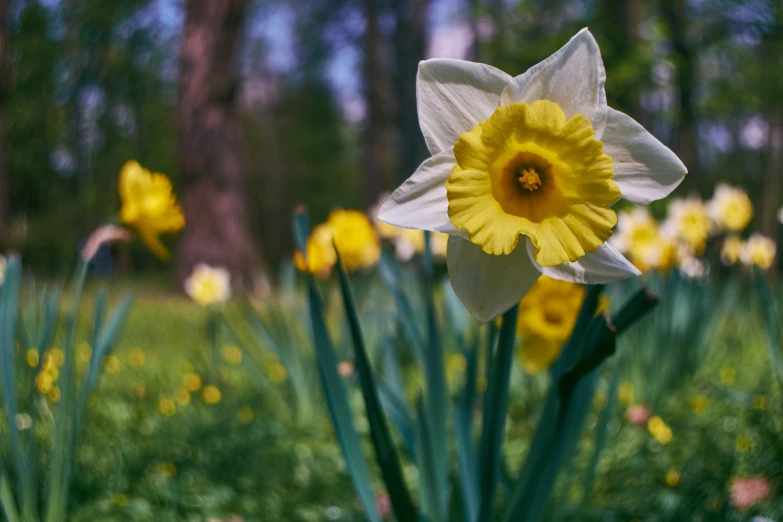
[237,406,254,423]
[647,415,673,444]
[35,371,54,394]
[619,382,634,405]
[446,100,620,265]
[128,348,146,368]
[691,395,709,413]
[707,184,753,232]
[736,435,752,452]
[517,276,584,342]
[518,336,564,374]
[328,209,381,272]
[267,362,287,383]
[721,235,744,265]
[77,343,92,364]
[118,160,185,260]
[173,387,191,406]
[752,394,771,410]
[430,232,449,259]
[202,385,222,404]
[182,373,203,392]
[49,348,65,368]
[394,228,426,262]
[184,264,231,306]
[25,349,39,368]
[104,355,123,373]
[47,386,61,403]
[157,397,176,416]
[294,223,338,278]
[740,233,776,270]
[610,207,659,258]
[720,365,736,385]
[222,345,243,365]
[665,471,680,487]
[661,197,712,255]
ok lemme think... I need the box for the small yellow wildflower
[35,371,54,394]
[446,354,467,373]
[237,406,254,423]
[174,387,191,406]
[184,264,231,306]
[741,233,776,270]
[707,184,753,232]
[665,470,680,487]
[661,197,712,255]
[104,355,123,373]
[77,343,92,364]
[112,494,129,507]
[736,435,752,452]
[518,337,564,374]
[619,382,635,406]
[47,386,61,403]
[720,365,736,385]
[294,223,338,278]
[49,348,65,367]
[327,209,381,272]
[157,397,176,416]
[648,416,673,444]
[752,394,771,410]
[25,349,39,368]
[202,385,222,404]
[127,348,146,369]
[267,362,287,384]
[182,373,202,392]
[691,395,709,413]
[118,160,185,259]
[222,345,243,365]
[721,236,744,265]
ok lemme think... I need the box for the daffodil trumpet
[378,29,687,321]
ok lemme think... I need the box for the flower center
[518,168,542,191]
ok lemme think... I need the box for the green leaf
[335,254,418,521]
[755,268,783,383]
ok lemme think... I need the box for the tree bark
[363,0,387,206]
[176,0,256,288]
[0,0,9,242]
[661,0,700,192]
[394,0,429,184]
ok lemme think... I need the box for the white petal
[527,239,640,284]
[447,236,540,323]
[501,28,607,136]
[602,108,687,205]
[418,59,511,155]
[378,148,458,234]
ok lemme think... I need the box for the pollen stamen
[518,168,542,191]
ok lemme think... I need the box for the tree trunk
[363,0,387,206]
[0,0,10,242]
[661,0,700,192]
[176,0,256,288]
[394,0,429,184]
[761,110,782,239]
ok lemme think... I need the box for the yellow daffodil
[611,208,676,272]
[184,263,231,306]
[327,209,381,272]
[741,233,776,270]
[707,184,753,232]
[660,197,712,255]
[295,223,338,278]
[377,29,686,321]
[516,276,584,373]
[721,235,744,265]
[647,415,673,444]
[118,160,185,259]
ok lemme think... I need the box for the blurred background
[1,0,781,285]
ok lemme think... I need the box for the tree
[176,0,256,288]
[362,0,388,205]
[0,0,9,241]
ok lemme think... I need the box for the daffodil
[184,264,231,306]
[707,184,753,232]
[327,209,381,272]
[119,160,185,259]
[295,223,338,278]
[721,235,744,265]
[611,208,675,272]
[377,29,686,320]
[660,197,712,255]
[741,233,776,270]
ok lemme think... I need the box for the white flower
[679,256,708,280]
[377,29,687,321]
[0,255,7,287]
[184,264,232,306]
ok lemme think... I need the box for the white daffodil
[378,29,687,321]
[184,263,232,306]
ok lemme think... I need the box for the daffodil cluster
[32,348,65,403]
[613,183,776,276]
[184,263,232,306]
[378,29,687,321]
[295,209,381,277]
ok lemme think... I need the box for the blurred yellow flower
[128,348,146,369]
[112,494,129,507]
[184,264,231,306]
[721,235,744,265]
[518,337,563,374]
[446,353,467,373]
[665,470,680,487]
[611,207,659,258]
[202,385,222,404]
[104,355,123,373]
[430,232,449,259]
[119,160,185,260]
[157,397,176,416]
[740,233,776,270]
[14,413,32,430]
[182,373,203,392]
[222,344,243,365]
[328,209,381,272]
[77,343,92,364]
[691,394,709,413]
[707,184,753,232]
[720,364,736,385]
[736,435,752,452]
[661,197,712,254]
[619,382,634,405]
[35,371,54,394]
[49,348,65,367]
[647,415,673,444]
[752,394,771,410]
[294,223,338,278]
[267,362,287,383]
[25,349,39,368]
[237,406,254,423]
[47,386,61,403]
[174,387,191,406]
[160,462,177,478]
